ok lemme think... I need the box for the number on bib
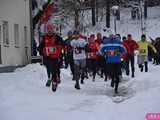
[107,49,119,56]
[75,48,82,54]
[139,49,146,54]
[48,47,56,53]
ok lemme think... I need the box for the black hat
[122,36,127,40]
[141,34,146,38]
[73,30,80,35]
[67,31,72,36]
[128,34,132,37]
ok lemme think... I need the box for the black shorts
[105,63,121,76]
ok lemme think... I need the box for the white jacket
[70,38,87,60]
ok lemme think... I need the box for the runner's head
[73,30,80,40]
[109,34,117,40]
[141,34,146,42]
[122,36,127,41]
[116,34,121,41]
[97,33,102,39]
[127,34,132,40]
[67,31,73,38]
[47,23,55,36]
[89,34,95,43]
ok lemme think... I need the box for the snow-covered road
[0,63,160,120]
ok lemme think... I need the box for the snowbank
[0,63,160,120]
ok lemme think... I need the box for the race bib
[91,53,95,57]
[107,49,119,56]
[75,48,82,54]
[139,49,146,54]
[89,52,95,57]
[48,47,56,53]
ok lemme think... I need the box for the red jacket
[95,39,103,60]
[95,38,102,45]
[43,35,62,58]
[87,42,99,60]
[123,39,139,55]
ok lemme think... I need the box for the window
[0,25,2,64]
[24,26,28,47]
[14,24,19,47]
[3,21,9,45]
[0,25,1,44]
[24,26,29,63]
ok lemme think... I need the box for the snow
[112,6,119,10]
[115,6,160,40]
[1,6,160,120]
[61,7,160,41]
[0,62,160,120]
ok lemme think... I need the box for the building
[0,0,32,67]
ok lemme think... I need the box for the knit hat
[73,30,80,35]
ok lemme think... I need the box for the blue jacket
[100,38,126,63]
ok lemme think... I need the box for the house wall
[0,0,31,66]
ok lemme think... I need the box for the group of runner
[38,23,158,94]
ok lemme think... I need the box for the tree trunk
[75,9,79,29]
[91,0,96,26]
[106,0,110,28]
[144,0,148,19]
[96,0,99,22]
